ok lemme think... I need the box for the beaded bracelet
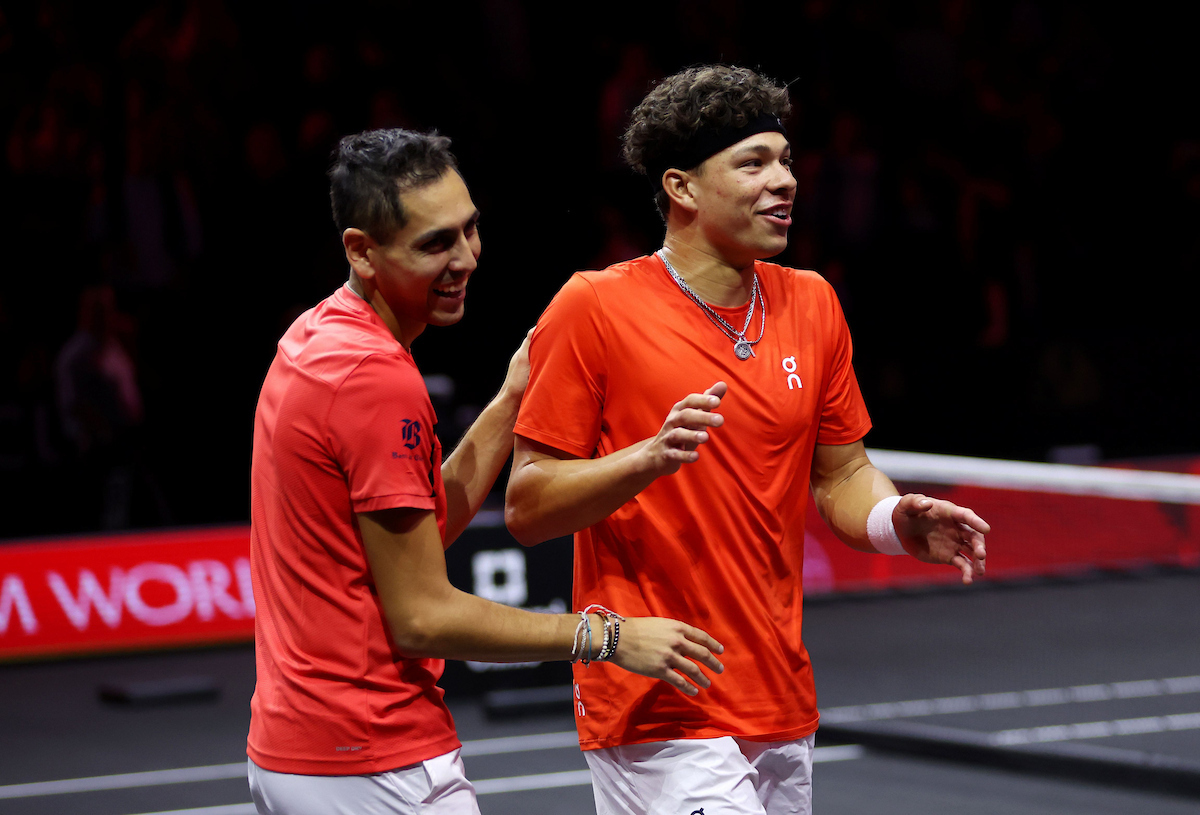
[582,604,626,663]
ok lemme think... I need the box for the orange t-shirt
[514,254,871,750]
[247,285,460,775]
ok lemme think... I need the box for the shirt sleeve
[515,273,608,459]
[328,353,440,513]
[817,285,873,445]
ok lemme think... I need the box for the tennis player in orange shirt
[246,128,724,815]
[506,66,990,815]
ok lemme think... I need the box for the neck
[660,237,754,308]
[348,272,424,350]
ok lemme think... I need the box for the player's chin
[429,307,465,326]
[428,307,465,327]
[753,233,789,259]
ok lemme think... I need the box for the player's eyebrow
[731,141,792,159]
[413,210,480,247]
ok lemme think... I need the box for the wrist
[867,495,906,556]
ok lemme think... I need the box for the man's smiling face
[368,170,481,336]
[687,131,797,266]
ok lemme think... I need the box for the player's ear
[342,228,376,280]
[661,169,698,214]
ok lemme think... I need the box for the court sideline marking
[822,676,1200,724]
[0,737,862,801]
[992,712,1200,746]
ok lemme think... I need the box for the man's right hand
[610,617,724,696]
[639,381,727,476]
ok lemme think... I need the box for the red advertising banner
[0,526,254,661]
[3,453,1198,661]
[802,483,1200,595]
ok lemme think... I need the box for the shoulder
[540,255,657,321]
[572,255,659,299]
[281,289,415,389]
[756,261,843,314]
[755,261,834,297]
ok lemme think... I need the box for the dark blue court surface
[1,570,1197,814]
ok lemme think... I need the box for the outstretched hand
[894,494,989,584]
[641,381,727,476]
[611,617,724,696]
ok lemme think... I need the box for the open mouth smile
[759,204,793,226]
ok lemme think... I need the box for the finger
[668,654,713,690]
[676,391,723,412]
[662,448,700,464]
[951,554,974,584]
[898,493,932,516]
[679,640,725,674]
[704,381,728,399]
[951,505,991,534]
[970,540,987,571]
[682,624,725,657]
[665,669,700,697]
[663,428,711,450]
[668,408,725,429]
[681,638,724,674]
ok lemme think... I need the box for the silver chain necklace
[657,250,766,361]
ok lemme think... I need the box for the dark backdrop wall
[1,0,1197,539]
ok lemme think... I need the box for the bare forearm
[812,461,898,553]
[361,507,723,693]
[392,585,595,661]
[507,383,728,545]
[441,388,521,544]
[506,441,657,545]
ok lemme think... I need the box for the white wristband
[867,495,906,556]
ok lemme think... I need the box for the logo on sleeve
[400,418,422,449]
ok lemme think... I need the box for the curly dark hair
[328,128,459,244]
[622,65,792,219]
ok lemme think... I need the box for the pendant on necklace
[734,340,754,360]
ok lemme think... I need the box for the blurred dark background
[1,0,1197,540]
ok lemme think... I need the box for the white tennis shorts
[247,748,480,815]
[584,734,815,815]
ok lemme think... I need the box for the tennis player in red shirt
[246,128,724,815]
[506,66,990,815]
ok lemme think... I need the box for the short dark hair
[623,65,792,219]
[328,128,459,244]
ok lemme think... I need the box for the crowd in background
[1,0,1196,538]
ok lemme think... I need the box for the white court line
[0,764,248,800]
[0,736,862,802]
[473,768,592,794]
[127,806,257,815]
[0,730,579,800]
[992,712,1200,746]
[821,676,1200,724]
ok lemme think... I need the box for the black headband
[646,111,787,191]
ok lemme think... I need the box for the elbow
[503,478,552,547]
[503,500,545,547]
[385,613,442,659]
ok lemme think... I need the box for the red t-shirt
[515,255,871,750]
[247,284,459,775]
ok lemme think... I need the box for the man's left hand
[894,494,989,584]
